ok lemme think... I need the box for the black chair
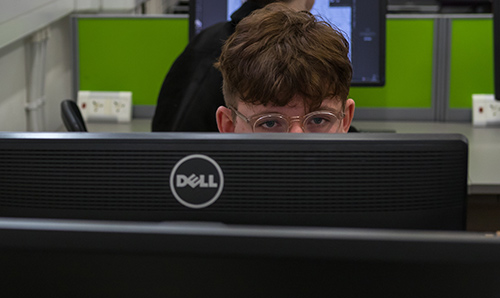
[61,99,87,132]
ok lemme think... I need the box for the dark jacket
[152,1,262,132]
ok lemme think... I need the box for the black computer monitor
[494,0,500,100]
[189,0,386,86]
[438,0,492,13]
[0,132,468,230]
[1,217,499,297]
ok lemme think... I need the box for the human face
[305,0,315,11]
[217,95,355,133]
[287,0,315,11]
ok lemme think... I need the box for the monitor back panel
[1,219,499,297]
[0,133,468,230]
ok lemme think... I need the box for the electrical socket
[472,94,500,127]
[78,91,132,123]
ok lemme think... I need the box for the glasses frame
[229,105,345,133]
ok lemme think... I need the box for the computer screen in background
[438,0,492,13]
[189,0,386,86]
[494,0,500,100]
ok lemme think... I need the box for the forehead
[236,95,342,116]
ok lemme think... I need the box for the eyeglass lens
[253,112,339,133]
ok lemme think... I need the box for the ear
[341,98,355,133]
[216,106,236,133]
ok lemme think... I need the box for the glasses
[229,106,345,133]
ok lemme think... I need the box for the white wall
[0,0,162,131]
[45,17,74,131]
[0,17,73,132]
[0,40,28,131]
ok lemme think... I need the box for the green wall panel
[76,16,493,113]
[449,19,494,109]
[78,17,188,106]
[349,19,434,108]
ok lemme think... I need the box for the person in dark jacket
[152,0,315,132]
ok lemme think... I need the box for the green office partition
[350,19,434,109]
[449,18,494,109]
[74,15,189,109]
[73,15,494,122]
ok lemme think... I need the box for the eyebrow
[248,107,341,119]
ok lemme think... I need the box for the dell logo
[176,174,218,188]
[170,154,224,209]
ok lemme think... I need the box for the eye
[307,116,331,126]
[304,113,338,133]
[254,116,287,132]
[310,117,328,125]
[260,120,279,129]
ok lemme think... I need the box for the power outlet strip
[77,91,132,123]
[472,94,500,127]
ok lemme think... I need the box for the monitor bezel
[1,217,500,297]
[0,132,468,231]
[494,0,500,100]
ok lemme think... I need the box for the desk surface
[86,120,500,195]
[352,121,500,195]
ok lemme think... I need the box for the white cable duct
[25,27,50,132]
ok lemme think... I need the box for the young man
[215,3,355,133]
[152,0,316,132]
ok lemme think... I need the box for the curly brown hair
[215,2,352,112]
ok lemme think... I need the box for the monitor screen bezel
[0,132,468,231]
[494,0,500,100]
[1,217,500,297]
